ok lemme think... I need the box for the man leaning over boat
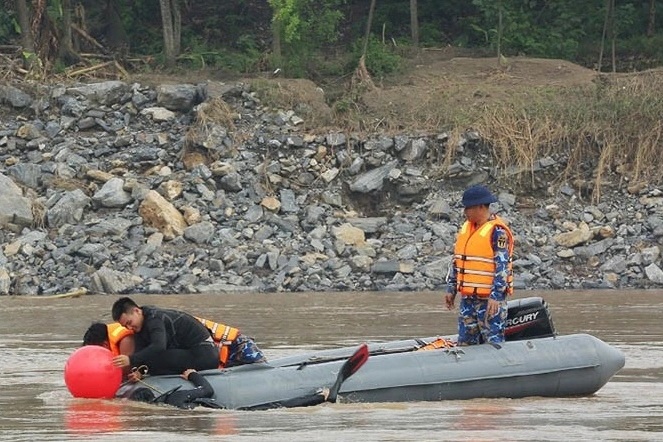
[445,185,514,346]
[84,316,265,374]
[85,297,266,379]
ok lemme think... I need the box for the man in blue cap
[445,185,514,345]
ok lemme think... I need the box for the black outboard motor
[505,297,556,341]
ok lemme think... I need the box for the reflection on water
[63,400,242,438]
[451,401,513,433]
[65,400,126,434]
[0,290,662,441]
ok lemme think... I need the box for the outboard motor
[505,297,556,341]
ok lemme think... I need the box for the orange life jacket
[195,317,240,368]
[418,337,456,351]
[453,216,514,298]
[107,323,133,356]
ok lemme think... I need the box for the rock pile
[1,80,662,296]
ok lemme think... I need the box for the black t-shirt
[129,306,211,367]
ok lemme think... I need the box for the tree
[410,0,419,47]
[272,15,283,62]
[267,0,345,74]
[159,0,181,67]
[14,0,35,65]
[647,0,656,37]
[59,0,80,65]
[598,0,616,72]
[362,0,377,56]
[496,0,503,60]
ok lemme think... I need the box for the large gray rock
[645,263,663,284]
[0,84,32,108]
[183,221,215,244]
[0,174,33,228]
[0,268,10,294]
[553,222,593,248]
[0,194,33,229]
[90,266,143,294]
[349,160,398,193]
[47,189,90,227]
[372,260,415,274]
[7,163,42,189]
[347,217,387,233]
[92,177,132,208]
[156,84,206,112]
[66,81,130,105]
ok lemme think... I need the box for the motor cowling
[505,297,556,341]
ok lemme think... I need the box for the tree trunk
[272,17,282,67]
[598,0,611,72]
[497,0,503,59]
[172,0,181,55]
[362,0,377,57]
[102,0,130,56]
[647,0,656,37]
[410,0,419,47]
[62,0,73,51]
[15,0,35,55]
[159,0,176,67]
[59,0,80,65]
[610,0,616,73]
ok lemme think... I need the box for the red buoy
[64,346,122,398]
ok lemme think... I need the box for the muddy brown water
[0,290,661,441]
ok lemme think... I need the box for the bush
[0,9,17,44]
[353,36,402,78]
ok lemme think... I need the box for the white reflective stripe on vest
[221,326,231,341]
[462,269,494,277]
[453,254,494,264]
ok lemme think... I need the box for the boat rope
[130,365,166,395]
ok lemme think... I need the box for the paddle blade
[345,343,369,377]
[328,343,369,403]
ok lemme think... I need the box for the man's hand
[112,354,130,368]
[181,369,196,380]
[445,293,456,310]
[486,298,500,317]
[127,370,143,383]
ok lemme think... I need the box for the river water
[0,290,661,441]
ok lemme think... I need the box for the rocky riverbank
[1,79,662,296]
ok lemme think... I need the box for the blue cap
[462,185,497,208]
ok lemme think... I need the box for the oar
[327,342,369,403]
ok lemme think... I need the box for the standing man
[445,185,514,345]
[111,297,219,377]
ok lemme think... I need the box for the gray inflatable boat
[116,297,625,409]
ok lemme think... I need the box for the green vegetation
[2,0,663,195]
[2,0,663,75]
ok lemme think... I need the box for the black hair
[83,322,109,346]
[112,297,139,321]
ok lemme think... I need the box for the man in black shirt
[110,297,219,377]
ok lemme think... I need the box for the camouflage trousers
[458,296,508,345]
[226,334,267,367]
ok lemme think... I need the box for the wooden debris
[29,287,88,299]
[67,61,114,77]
